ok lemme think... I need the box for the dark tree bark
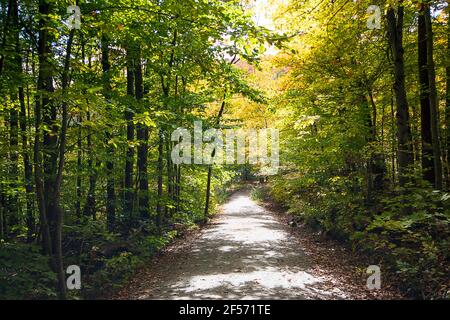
[50,27,75,300]
[175,77,187,212]
[8,97,19,231]
[204,95,226,220]
[365,89,386,201]
[0,182,5,240]
[76,114,82,221]
[83,49,100,220]
[76,42,85,221]
[390,90,397,185]
[156,30,178,226]
[0,0,33,240]
[418,5,434,185]
[446,0,450,187]
[101,35,116,231]
[165,138,174,218]
[35,0,72,300]
[34,0,52,262]
[21,47,34,241]
[19,83,34,242]
[175,164,181,212]
[135,45,149,219]
[387,3,414,187]
[424,4,443,189]
[156,129,164,227]
[0,0,8,75]
[3,0,20,235]
[82,42,100,222]
[82,110,99,220]
[124,45,135,224]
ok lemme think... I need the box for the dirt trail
[116,190,401,300]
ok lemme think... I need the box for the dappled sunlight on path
[135,190,350,300]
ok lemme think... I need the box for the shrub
[0,242,57,299]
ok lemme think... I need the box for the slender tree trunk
[360,92,374,202]
[165,139,173,217]
[175,77,187,213]
[76,115,82,221]
[446,0,450,187]
[82,109,98,220]
[418,5,435,185]
[156,129,164,227]
[21,48,34,239]
[50,28,75,300]
[82,101,100,221]
[124,46,135,225]
[0,186,4,240]
[19,85,34,241]
[76,42,85,221]
[0,0,8,75]
[4,0,20,235]
[175,164,181,212]
[101,35,116,231]
[390,90,397,185]
[367,90,385,195]
[204,95,226,220]
[135,45,149,219]
[387,3,414,187]
[156,30,177,225]
[8,99,19,230]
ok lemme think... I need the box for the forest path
[115,190,398,300]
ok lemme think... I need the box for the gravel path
[115,190,403,300]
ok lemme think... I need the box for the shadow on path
[135,190,350,299]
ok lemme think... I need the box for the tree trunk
[19,84,34,241]
[204,95,226,220]
[8,99,19,232]
[4,0,20,235]
[386,3,414,187]
[424,4,443,189]
[124,45,135,225]
[156,129,164,227]
[50,27,75,300]
[175,164,181,212]
[0,0,8,75]
[366,90,385,198]
[446,0,450,187]
[135,45,149,219]
[418,5,435,185]
[82,110,99,220]
[101,35,116,231]
[390,90,397,185]
[0,186,4,241]
[156,30,177,225]
[36,0,69,300]
[165,138,173,218]
[34,1,52,260]
[76,114,82,221]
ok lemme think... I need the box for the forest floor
[113,189,405,300]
